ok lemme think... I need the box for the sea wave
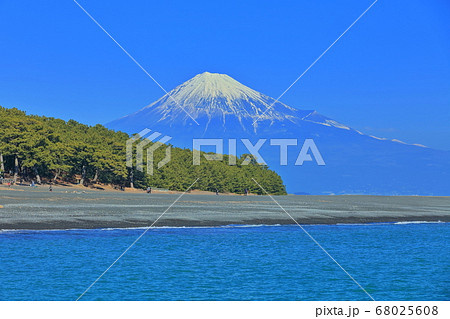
[1,221,446,233]
[393,220,444,225]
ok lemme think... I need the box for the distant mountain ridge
[107,72,450,195]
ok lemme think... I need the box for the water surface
[0,223,448,300]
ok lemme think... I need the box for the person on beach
[215,188,219,195]
[49,185,53,192]
[146,187,152,194]
[244,188,248,196]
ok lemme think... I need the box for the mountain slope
[107,72,450,195]
[109,72,336,135]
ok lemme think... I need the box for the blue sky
[1,0,449,149]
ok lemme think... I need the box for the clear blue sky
[1,0,449,150]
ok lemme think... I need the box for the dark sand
[0,185,449,230]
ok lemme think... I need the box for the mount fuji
[107,72,450,195]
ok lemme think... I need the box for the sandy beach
[0,184,449,230]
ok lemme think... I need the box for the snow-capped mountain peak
[109,72,361,135]
[139,72,300,126]
[172,72,262,101]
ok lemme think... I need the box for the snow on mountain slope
[110,72,364,136]
[145,72,297,120]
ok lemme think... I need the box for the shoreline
[1,218,448,231]
[1,186,449,230]
[1,220,447,232]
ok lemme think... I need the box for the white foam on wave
[1,221,446,233]
[100,224,285,231]
[393,221,444,225]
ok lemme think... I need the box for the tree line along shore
[0,106,286,195]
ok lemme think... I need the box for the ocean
[0,222,448,301]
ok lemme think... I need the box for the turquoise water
[0,223,448,300]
